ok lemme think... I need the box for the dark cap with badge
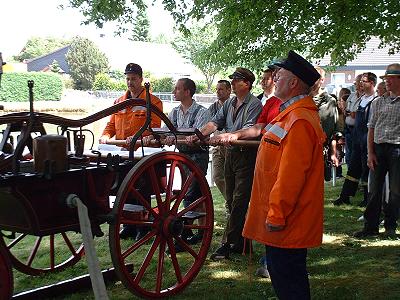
[124,63,143,77]
[274,50,320,87]
[229,67,256,84]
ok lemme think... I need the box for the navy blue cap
[274,51,320,87]
[124,63,143,76]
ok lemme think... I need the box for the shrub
[195,80,208,94]
[150,77,174,93]
[93,73,114,91]
[0,72,63,101]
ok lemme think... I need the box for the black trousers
[365,143,400,231]
[266,246,310,300]
[341,134,368,199]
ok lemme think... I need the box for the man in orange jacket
[100,63,163,240]
[242,51,325,299]
[99,63,163,147]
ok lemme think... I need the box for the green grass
[8,178,400,299]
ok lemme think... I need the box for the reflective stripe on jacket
[102,89,163,139]
[242,96,326,248]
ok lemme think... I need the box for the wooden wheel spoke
[166,237,183,284]
[122,230,157,260]
[7,233,26,249]
[131,189,159,220]
[61,232,80,257]
[120,220,154,227]
[156,239,166,293]
[27,236,42,267]
[176,196,207,218]
[148,165,164,215]
[184,224,211,230]
[166,160,178,203]
[134,235,161,285]
[171,173,195,213]
[175,236,198,259]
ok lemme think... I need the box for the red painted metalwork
[0,232,84,276]
[109,152,213,298]
[0,81,213,298]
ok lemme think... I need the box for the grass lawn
[8,177,400,299]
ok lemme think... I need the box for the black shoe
[382,229,397,239]
[333,196,350,206]
[186,232,203,245]
[166,240,185,255]
[354,229,379,238]
[119,225,137,240]
[210,243,230,260]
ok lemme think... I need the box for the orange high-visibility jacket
[102,89,163,140]
[243,96,326,248]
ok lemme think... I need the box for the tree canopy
[13,37,70,62]
[172,23,224,92]
[66,36,109,90]
[67,0,400,69]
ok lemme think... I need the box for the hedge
[0,72,63,102]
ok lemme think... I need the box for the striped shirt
[168,100,210,130]
[368,96,400,144]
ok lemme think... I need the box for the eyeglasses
[361,80,370,83]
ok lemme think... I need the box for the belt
[227,146,257,153]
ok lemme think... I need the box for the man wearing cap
[99,63,163,146]
[242,51,325,299]
[354,64,400,238]
[100,63,162,240]
[187,67,262,259]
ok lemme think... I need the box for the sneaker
[210,243,230,260]
[333,196,350,206]
[255,265,269,278]
[119,225,137,240]
[353,229,379,238]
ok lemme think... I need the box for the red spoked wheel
[0,231,84,276]
[109,151,213,299]
[0,245,13,299]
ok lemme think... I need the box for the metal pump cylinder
[33,134,68,173]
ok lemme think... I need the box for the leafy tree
[172,23,224,92]
[130,9,150,42]
[13,37,70,62]
[67,0,400,67]
[66,36,109,90]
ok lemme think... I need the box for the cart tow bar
[66,194,109,300]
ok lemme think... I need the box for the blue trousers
[266,246,310,300]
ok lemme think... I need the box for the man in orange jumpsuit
[242,51,325,299]
[100,63,163,240]
[99,63,163,147]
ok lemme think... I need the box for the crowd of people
[99,54,400,299]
